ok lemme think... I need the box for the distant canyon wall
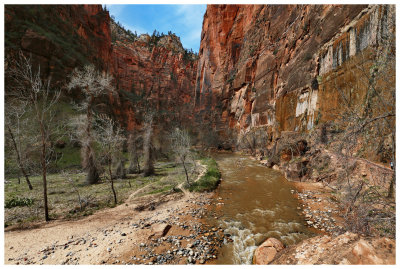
[5,5,113,86]
[195,4,395,145]
[5,5,198,131]
[110,29,197,131]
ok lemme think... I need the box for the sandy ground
[4,162,226,265]
[291,181,346,235]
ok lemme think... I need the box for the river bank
[255,156,396,265]
[4,159,227,265]
[4,152,395,265]
[5,187,232,265]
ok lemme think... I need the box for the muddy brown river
[207,153,314,264]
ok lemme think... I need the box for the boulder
[148,224,172,239]
[271,232,395,265]
[253,238,285,264]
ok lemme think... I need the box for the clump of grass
[5,197,34,208]
[188,157,221,192]
[146,186,173,195]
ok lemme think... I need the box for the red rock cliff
[110,24,198,131]
[5,5,113,85]
[195,4,394,147]
[5,5,198,131]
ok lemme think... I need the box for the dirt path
[177,160,207,196]
[4,162,222,265]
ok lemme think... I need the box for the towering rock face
[5,5,198,131]
[110,21,198,130]
[195,4,394,146]
[5,5,113,86]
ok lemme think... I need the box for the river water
[207,153,314,264]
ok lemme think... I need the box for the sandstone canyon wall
[195,4,395,148]
[110,22,198,131]
[5,5,113,86]
[5,4,395,148]
[5,5,198,132]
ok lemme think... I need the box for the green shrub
[5,197,34,208]
[189,158,221,192]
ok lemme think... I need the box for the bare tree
[67,64,114,184]
[326,7,395,235]
[62,171,83,211]
[236,127,269,156]
[332,9,395,197]
[170,128,193,185]
[143,111,155,176]
[95,114,126,205]
[127,131,141,174]
[4,100,33,190]
[114,158,127,179]
[6,52,61,221]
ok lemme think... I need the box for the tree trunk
[40,124,50,222]
[109,159,117,205]
[85,95,100,184]
[136,156,141,173]
[182,159,190,186]
[115,159,126,179]
[387,174,395,198]
[128,161,135,174]
[86,158,100,184]
[7,125,33,190]
[143,124,154,176]
[129,156,141,174]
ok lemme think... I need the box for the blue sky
[106,4,206,52]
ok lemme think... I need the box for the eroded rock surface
[272,232,395,265]
[253,237,285,264]
[195,4,394,146]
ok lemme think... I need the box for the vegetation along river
[207,153,314,264]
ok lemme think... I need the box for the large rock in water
[253,237,285,264]
[271,232,395,265]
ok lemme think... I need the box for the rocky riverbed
[291,183,346,235]
[5,189,233,265]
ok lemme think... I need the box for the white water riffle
[211,153,314,264]
[220,219,265,264]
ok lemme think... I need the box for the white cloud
[108,5,149,35]
[174,4,206,50]
[107,4,125,19]
[124,24,149,36]
[107,4,206,51]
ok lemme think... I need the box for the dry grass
[4,160,198,228]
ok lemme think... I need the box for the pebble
[23,196,217,265]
